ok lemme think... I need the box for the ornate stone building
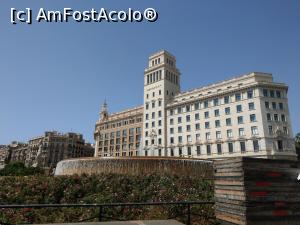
[0,145,9,169]
[94,102,143,157]
[9,141,29,163]
[26,131,94,168]
[94,50,296,160]
[0,142,28,169]
[1,132,94,168]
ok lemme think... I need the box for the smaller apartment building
[0,132,94,168]
[94,102,143,157]
[26,131,94,167]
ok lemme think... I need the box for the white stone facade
[94,50,296,160]
[140,50,296,160]
[142,51,181,157]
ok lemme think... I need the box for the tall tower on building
[141,50,181,156]
[94,100,109,157]
[100,100,108,121]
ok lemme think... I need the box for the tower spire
[100,100,108,120]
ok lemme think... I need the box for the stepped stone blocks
[214,157,300,225]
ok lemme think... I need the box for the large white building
[94,50,296,160]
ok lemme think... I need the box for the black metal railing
[0,201,215,225]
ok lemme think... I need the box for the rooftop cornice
[175,72,272,98]
[148,50,176,60]
[109,105,143,116]
[96,105,143,125]
[166,81,287,108]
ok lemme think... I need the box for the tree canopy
[0,162,44,176]
[295,133,300,148]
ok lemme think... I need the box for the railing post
[186,203,191,225]
[98,206,103,221]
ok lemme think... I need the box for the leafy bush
[0,162,44,176]
[0,174,215,225]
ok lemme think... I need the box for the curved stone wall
[55,157,213,178]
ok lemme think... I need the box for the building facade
[0,145,9,169]
[26,131,94,167]
[9,141,29,163]
[94,50,296,160]
[94,102,143,157]
[0,142,28,169]
[1,132,94,168]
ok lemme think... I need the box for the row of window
[105,151,136,157]
[114,151,136,157]
[145,95,162,104]
[169,114,257,127]
[98,127,142,140]
[267,113,286,122]
[168,126,259,144]
[144,126,259,147]
[145,120,162,129]
[146,70,178,85]
[42,143,85,149]
[99,143,140,152]
[146,70,162,84]
[145,110,163,120]
[145,89,175,101]
[151,57,161,67]
[99,135,141,146]
[169,115,255,133]
[165,70,179,85]
[166,58,174,66]
[150,57,174,67]
[146,140,260,156]
[263,89,283,98]
[98,118,142,131]
[170,102,256,117]
[98,150,137,157]
[265,101,284,110]
[168,90,255,115]
[145,112,258,134]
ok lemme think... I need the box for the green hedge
[0,174,215,225]
[0,162,44,176]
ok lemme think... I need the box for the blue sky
[0,0,299,144]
